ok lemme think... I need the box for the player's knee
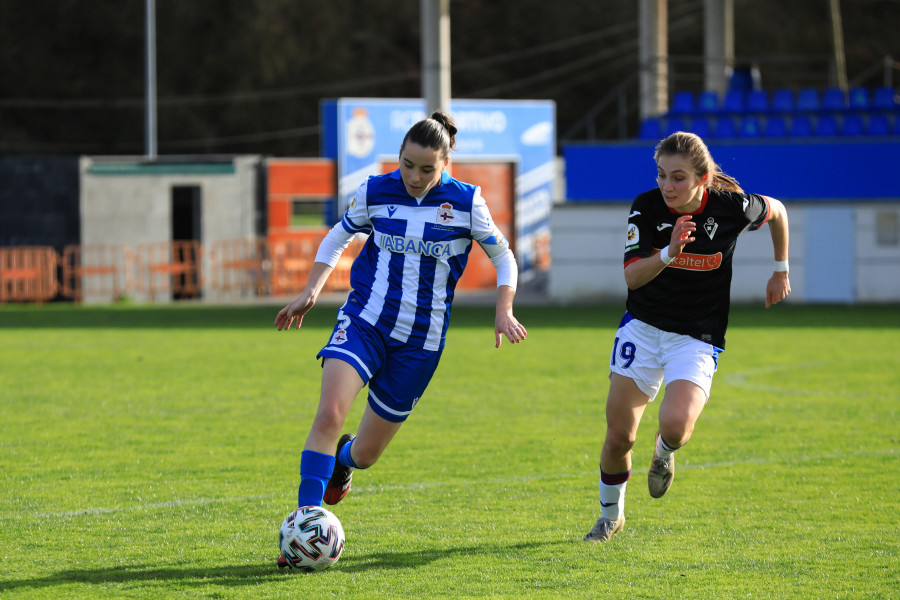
[658,421,693,448]
[604,429,637,457]
[312,407,346,438]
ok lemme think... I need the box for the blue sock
[297,450,335,508]
[337,437,360,469]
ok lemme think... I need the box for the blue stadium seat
[771,88,795,113]
[738,115,762,137]
[867,114,891,135]
[695,91,719,115]
[721,89,747,113]
[687,116,712,139]
[796,88,821,112]
[790,115,813,137]
[841,114,864,136]
[747,89,769,113]
[639,118,662,140]
[847,87,870,111]
[764,115,787,138]
[670,91,694,115]
[822,87,846,112]
[816,115,838,136]
[713,116,736,138]
[872,86,898,111]
[665,117,687,136]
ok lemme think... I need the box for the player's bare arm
[494,284,526,348]
[274,262,334,331]
[764,197,791,308]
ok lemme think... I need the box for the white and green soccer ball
[278,506,345,571]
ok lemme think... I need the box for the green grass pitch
[1,302,898,599]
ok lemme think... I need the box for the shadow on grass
[1,303,898,330]
[0,540,563,591]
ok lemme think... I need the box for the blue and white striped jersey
[335,169,511,351]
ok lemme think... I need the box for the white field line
[721,360,899,398]
[20,447,897,520]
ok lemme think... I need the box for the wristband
[659,245,675,265]
[774,259,789,272]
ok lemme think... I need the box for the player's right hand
[275,294,315,331]
[670,215,696,254]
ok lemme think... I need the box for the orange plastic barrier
[268,233,365,296]
[0,246,58,303]
[60,244,134,302]
[207,238,271,297]
[134,241,202,301]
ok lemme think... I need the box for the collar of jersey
[390,169,452,202]
[666,187,709,215]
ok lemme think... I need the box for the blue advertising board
[563,139,900,202]
[321,98,556,280]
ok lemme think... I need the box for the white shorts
[608,313,720,401]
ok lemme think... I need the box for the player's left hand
[495,314,527,348]
[765,272,791,308]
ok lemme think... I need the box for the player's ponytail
[401,111,457,159]
[655,131,743,193]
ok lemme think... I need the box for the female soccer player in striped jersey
[583,131,791,542]
[274,112,527,564]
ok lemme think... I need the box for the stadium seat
[665,117,687,136]
[764,115,787,138]
[816,115,838,136]
[796,88,821,112]
[713,116,736,138]
[670,91,694,115]
[738,115,762,137]
[771,88,795,113]
[841,114,864,136]
[747,89,769,113]
[867,113,891,135]
[847,87,870,111]
[639,118,662,140]
[687,117,712,139]
[872,86,898,111]
[721,89,747,113]
[695,91,719,115]
[822,87,846,112]
[790,115,813,137]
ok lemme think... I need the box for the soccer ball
[278,506,345,571]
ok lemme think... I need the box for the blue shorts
[318,310,443,423]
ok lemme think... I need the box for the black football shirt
[623,187,771,349]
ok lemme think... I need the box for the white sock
[598,478,628,521]
[656,434,678,460]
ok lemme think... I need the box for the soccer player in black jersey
[584,131,791,542]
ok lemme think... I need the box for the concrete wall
[549,202,900,304]
[79,156,261,302]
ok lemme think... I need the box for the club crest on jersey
[703,218,719,240]
[331,328,348,345]
[626,223,639,249]
[436,202,454,224]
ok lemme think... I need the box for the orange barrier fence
[0,246,58,303]
[207,238,271,297]
[61,244,135,302]
[135,241,202,301]
[0,237,366,303]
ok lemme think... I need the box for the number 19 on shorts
[611,337,636,369]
